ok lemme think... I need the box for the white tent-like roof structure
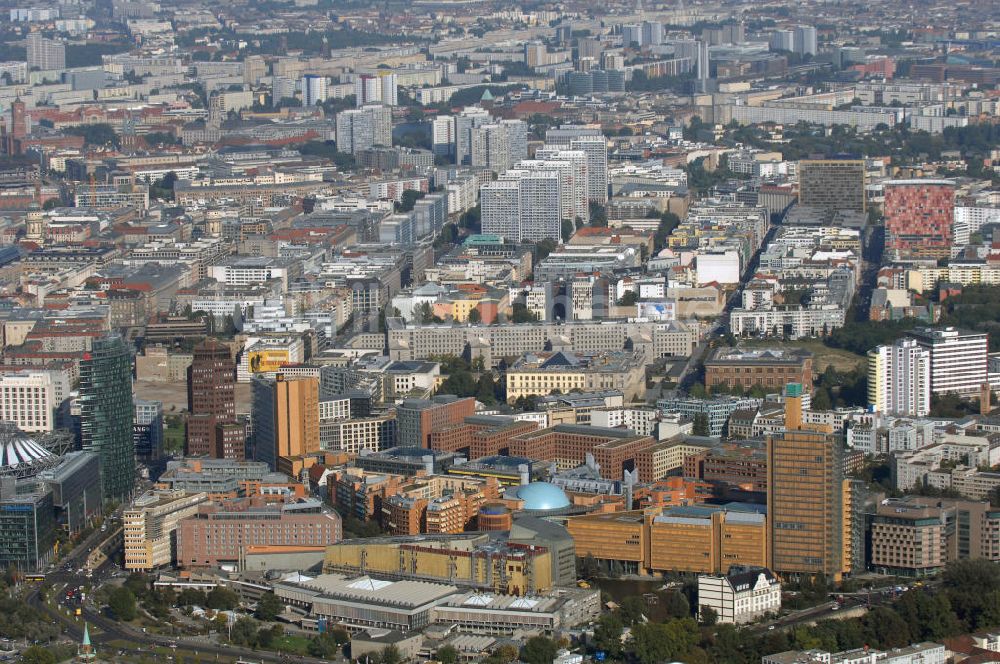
[0,423,60,478]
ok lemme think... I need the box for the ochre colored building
[565,505,767,576]
[323,537,553,595]
[766,385,854,582]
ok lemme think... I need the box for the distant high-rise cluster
[481,169,561,243]
[26,32,65,71]
[354,72,398,107]
[478,125,610,242]
[769,25,818,55]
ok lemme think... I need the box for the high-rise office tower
[251,375,320,470]
[702,23,744,45]
[272,76,297,103]
[481,169,562,243]
[355,74,381,105]
[335,104,392,154]
[302,74,328,106]
[578,37,604,61]
[481,179,522,242]
[186,339,237,458]
[80,335,135,501]
[798,159,867,213]
[722,23,745,44]
[454,107,492,166]
[524,43,548,68]
[569,136,608,204]
[867,338,931,417]
[133,399,164,465]
[767,384,852,581]
[379,73,398,106]
[502,119,528,165]
[696,40,710,91]
[471,123,511,172]
[601,52,625,71]
[884,180,955,260]
[26,32,65,71]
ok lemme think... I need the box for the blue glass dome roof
[515,482,570,511]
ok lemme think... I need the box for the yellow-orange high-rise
[767,383,852,581]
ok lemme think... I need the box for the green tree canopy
[64,123,120,148]
[19,645,56,664]
[520,635,560,664]
[108,586,137,621]
[437,644,459,664]
[692,412,710,436]
[205,586,240,611]
[254,592,284,621]
[229,616,259,647]
[398,189,427,212]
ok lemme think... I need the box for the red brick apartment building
[176,500,341,568]
[508,424,656,479]
[704,347,813,394]
[430,415,538,457]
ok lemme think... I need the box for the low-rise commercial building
[273,573,458,632]
[430,588,600,635]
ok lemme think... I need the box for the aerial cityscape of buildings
[0,0,997,662]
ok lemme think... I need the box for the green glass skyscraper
[80,335,135,501]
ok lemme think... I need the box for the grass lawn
[738,338,866,373]
[270,633,312,656]
[163,414,185,453]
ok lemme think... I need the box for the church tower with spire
[77,623,96,662]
